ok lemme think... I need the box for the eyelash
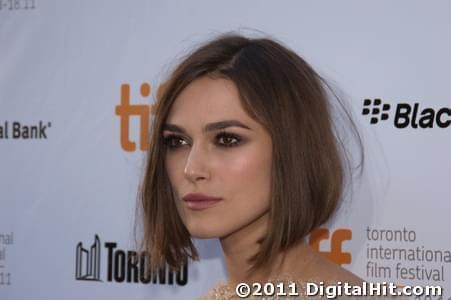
[162,131,242,150]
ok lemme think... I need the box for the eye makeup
[162,130,244,150]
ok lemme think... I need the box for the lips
[182,193,222,210]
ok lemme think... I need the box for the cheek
[219,146,272,204]
[165,153,189,223]
[223,153,268,181]
[164,152,186,194]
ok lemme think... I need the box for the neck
[219,212,269,286]
[219,213,315,286]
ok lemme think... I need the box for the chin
[186,223,226,239]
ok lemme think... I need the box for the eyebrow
[163,120,251,134]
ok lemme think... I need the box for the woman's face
[163,76,273,239]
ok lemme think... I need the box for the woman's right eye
[163,135,188,149]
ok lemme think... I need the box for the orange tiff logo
[309,228,352,266]
[115,83,164,152]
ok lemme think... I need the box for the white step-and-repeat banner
[1,1,450,299]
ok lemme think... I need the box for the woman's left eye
[216,132,241,147]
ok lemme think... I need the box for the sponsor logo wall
[1,1,450,299]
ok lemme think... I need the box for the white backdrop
[0,1,450,299]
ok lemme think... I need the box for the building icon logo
[75,234,189,285]
[75,235,101,281]
[362,98,391,124]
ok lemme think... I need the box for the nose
[183,143,210,183]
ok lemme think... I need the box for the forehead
[166,77,251,124]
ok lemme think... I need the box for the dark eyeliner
[162,134,186,149]
[216,131,242,148]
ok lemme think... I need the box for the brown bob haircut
[139,33,362,274]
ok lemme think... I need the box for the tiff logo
[115,83,166,152]
[75,235,101,281]
[309,228,352,266]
